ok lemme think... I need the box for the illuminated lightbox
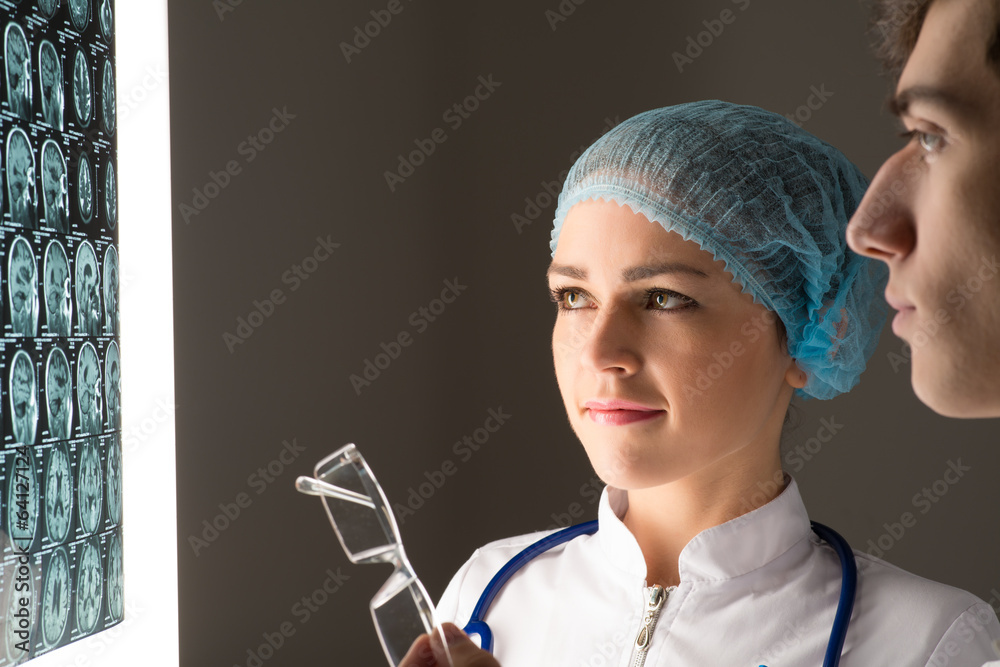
[0,1,121,663]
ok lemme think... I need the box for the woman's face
[549,199,803,491]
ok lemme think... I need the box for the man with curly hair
[847,0,1000,420]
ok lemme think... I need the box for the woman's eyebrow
[546,263,587,280]
[546,262,709,281]
[621,263,709,281]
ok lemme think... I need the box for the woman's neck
[621,456,786,588]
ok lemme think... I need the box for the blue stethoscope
[463,520,857,667]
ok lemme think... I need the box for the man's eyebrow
[888,85,976,120]
[546,262,709,281]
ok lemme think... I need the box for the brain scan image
[73,48,92,127]
[77,151,94,223]
[104,341,120,429]
[41,140,69,233]
[6,447,39,552]
[9,236,39,336]
[105,162,117,228]
[39,40,63,131]
[41,546,70,648]
[77,437,102,534]
[104,246,119,334]
[5,23,31,121]
[76,342,102,436]
[75,241,101,336]
[4,556,36,663]
[101,58,115,135]
[38,0,59,19]
[106,434,121,525]
[7,128,38,229]
[99,0,112,41]
[45,347,72,440]
[44,441,73,544]
[69,0,89,31]
[76,538,103,634]
[44,240,72,336]
[10,350,39,446]
[107,531,123,622]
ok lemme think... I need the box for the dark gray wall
[168,1,1000,664]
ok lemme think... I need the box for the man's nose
[847,148,919,263]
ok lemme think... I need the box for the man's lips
[885,291,917,336]
[583,399,665,426]
[885,294,916,312]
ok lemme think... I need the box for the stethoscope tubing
[464,519,856,666]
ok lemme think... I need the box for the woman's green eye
[649,291,688,310]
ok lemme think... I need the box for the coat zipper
[631,584,673,667]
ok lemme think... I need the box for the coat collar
[596,475,812,583]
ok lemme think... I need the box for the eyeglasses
[296,444,452,666]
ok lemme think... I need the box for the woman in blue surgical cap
[403,101,1000,667]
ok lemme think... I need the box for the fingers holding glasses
[401,624,501,667]
[400,634,436,667]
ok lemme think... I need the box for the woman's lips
[584,399,665,426]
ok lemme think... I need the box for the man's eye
[900,129,946,155]
[917,131,944,153]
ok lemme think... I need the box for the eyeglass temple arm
[295,475,378,510]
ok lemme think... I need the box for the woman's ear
[785,359,807,389]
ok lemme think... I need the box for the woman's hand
[400,623,501,667]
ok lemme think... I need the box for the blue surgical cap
[550,100,888,400]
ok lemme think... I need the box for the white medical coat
[438,479,1000,666]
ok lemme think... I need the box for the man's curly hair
[869,0,1000,81]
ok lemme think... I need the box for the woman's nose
[578,305,642,376]
[847,148,919,263]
